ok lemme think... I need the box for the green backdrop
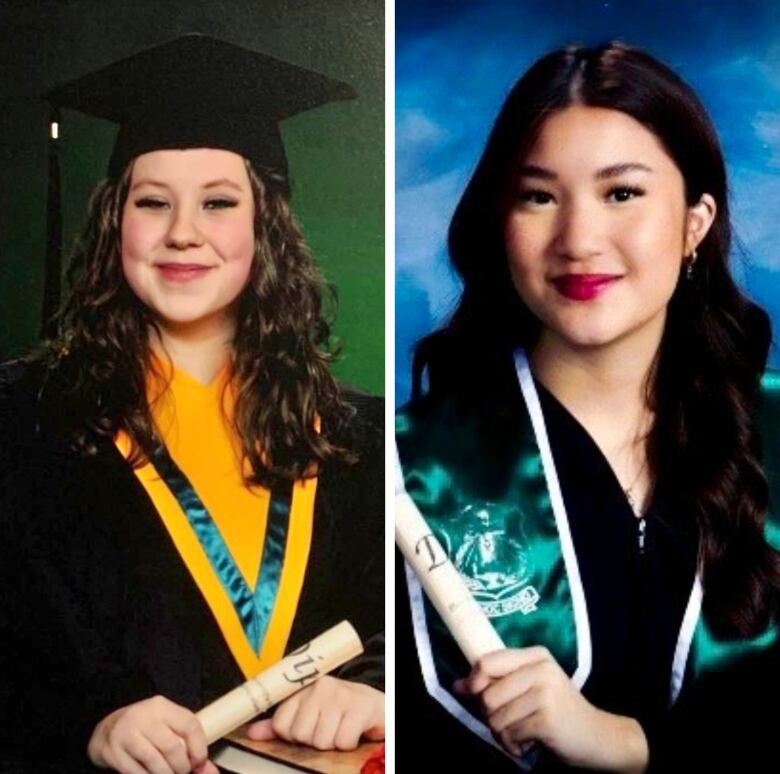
[0,0,384,394]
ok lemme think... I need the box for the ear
[684,193,717,256]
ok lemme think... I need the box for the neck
[151,314,235,386]
[530,323,662,453]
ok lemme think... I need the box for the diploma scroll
[197,620,363,744]
[395,460,505,664]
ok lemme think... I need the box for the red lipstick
[155,263,213,282]
[551,274,621,301]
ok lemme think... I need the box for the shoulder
[397,392,453,437]
[760,368,780,400]
[0,358,46,445]
[397,376,525,451]
[758,369,780,451]
[318,386,384,523]
[332,384,384,453]
[340,384,383,431]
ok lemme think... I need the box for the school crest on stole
[438,501,540,618]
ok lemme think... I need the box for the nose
[553,198,603,262]
[164,206,204,250]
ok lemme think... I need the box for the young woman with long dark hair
[0,36,384,774]
[397,41,780,772]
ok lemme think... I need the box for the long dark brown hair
[413,42,780,638]
[35,159,354,486]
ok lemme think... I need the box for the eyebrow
[515,162,654,181]
[203,178,244,191]
[130,178,244,192]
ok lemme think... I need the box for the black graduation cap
[41,33,356,331]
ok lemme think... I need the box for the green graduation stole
[397,349,780,758]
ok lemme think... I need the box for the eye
[204,198,238,210]
[134,197,168,209]
[605,185,645,203]
[516,189,556,207]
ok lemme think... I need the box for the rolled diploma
[196,620,363,744]
[395,459,504,664]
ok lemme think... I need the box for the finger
[481,664,540,715]
[246,718,277,741]
[158,706,209,769]
[123,734,176,774]
[469,647,552,692]
[148,728,191,774]
[333,710,364,752]
[287,693,321,746]
[489,687,542,734]
[101,743,147,774]
[499,712,544,757]
[452,677,468,695]
[364,723,385,742]
[271,694,303,741]
[311,706,343,751]
[193,761,220,774]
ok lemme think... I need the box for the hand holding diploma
[87,695,217,774]
[454,649,649,773]
[246,676,385,751]
[88,622,366,773]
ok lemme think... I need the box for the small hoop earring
[686,247,698,281]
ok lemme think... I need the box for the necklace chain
[623,455,647,518]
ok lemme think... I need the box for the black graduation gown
[396,378,780,773]
[0,362,384,774]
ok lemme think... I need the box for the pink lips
[155,263,213,282]
[551,273,622,301]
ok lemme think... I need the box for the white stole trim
[670,574,703,704]
[513,349,593,689]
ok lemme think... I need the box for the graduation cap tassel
[42,106,62,339]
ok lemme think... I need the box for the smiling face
[504,105,715,353]
[121,148,255,334]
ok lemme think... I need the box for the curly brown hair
[36,158,354,485]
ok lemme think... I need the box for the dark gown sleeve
[643,643,780,772]
[329,390,385,692]
[0,364,156,773]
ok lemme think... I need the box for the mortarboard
[41,33,356,330]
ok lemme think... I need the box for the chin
[541,312,622,350]
[151,304,231,330]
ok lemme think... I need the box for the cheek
[212,214,254,259]
[120,212,154,289]
[504,217,548,294]
[212,215,255,289]
[622,208,685,285]
[120,213,145,263]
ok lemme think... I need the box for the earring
[686,248,698,281]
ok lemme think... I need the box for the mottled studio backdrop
[396,0,780,405]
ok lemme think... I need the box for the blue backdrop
[396,0,780,405]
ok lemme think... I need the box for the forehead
[129,148,251,187]
[522,105,680,177]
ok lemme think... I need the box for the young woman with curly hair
[396,42,780,772]
[0,36,383,774]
